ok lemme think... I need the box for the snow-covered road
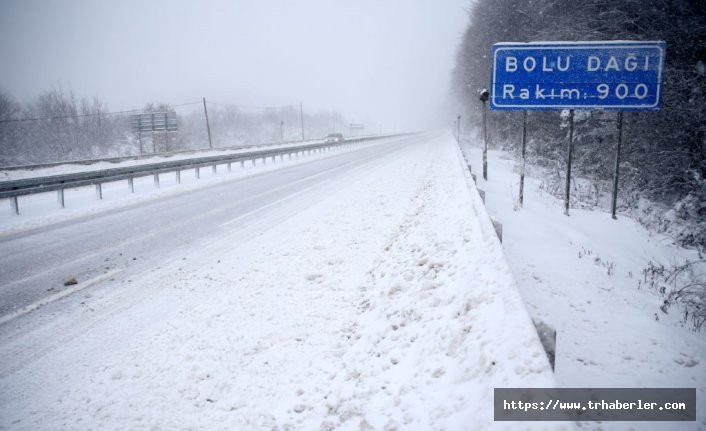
[0,136,415,317]
[0,133,560,430]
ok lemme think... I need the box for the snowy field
[462,139,706,430]
[0,134,563,430]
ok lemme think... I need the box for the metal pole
[97,110,103,148]
[11,196,19,215]
[611,111,624,220]
[519,110,528,207]
[564,109,575,216]
[151,113,156,153]
[300,102,305,141]
[281,120,284,143]
[203,97,213,149]
[482,100,488,180]
[164,112,169,152]
[456,115,461,144]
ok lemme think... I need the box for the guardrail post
[95,183,103,200]
[57,189,65,208]
[491,218,503,243]
[154,173,160,188]
[10,196,19,215]
[195,167,200,179]
[252,159,256,167]
[533,319,556,370]
[212,165,217,174]
[128,178,134,193]
[176,170,181,184]
[240,160,245,169]
[227,162,232,172]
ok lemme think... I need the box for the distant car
[324,133,345,143]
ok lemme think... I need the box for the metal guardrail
[0,138,329,172]
[1,134,409,214]
[0,134,394,172]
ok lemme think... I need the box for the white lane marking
[0,268,122,326]
[218,180,332,228]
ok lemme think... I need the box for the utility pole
[151,112,156,153]
[479,89,490,180]
[300,101,305,141]
[97,108,103,148]
[456,114,461,143]
[203,97,213,149]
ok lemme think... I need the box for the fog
[0,0,469,131]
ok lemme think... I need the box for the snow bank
[0,134,563,430]
[462,140,706,430]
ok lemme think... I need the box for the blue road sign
[490,41,666,110]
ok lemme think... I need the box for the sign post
[519,110,527,207]
[564,109,575,215]
[489,40,665,216]
[456,114,461,144]
[611,112,624,219]
[479,89,490,180]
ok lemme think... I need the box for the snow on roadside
[0,134,562,430]
[0,139,326,181]
[462,140,706,430]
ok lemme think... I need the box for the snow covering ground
[462,139,706,430]
[0,134,565,430]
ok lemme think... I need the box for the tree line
[0,86,346,166]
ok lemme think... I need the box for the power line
[0,100,202,124]
[207,101,285,110]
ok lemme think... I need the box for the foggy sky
[0,0,469,130]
